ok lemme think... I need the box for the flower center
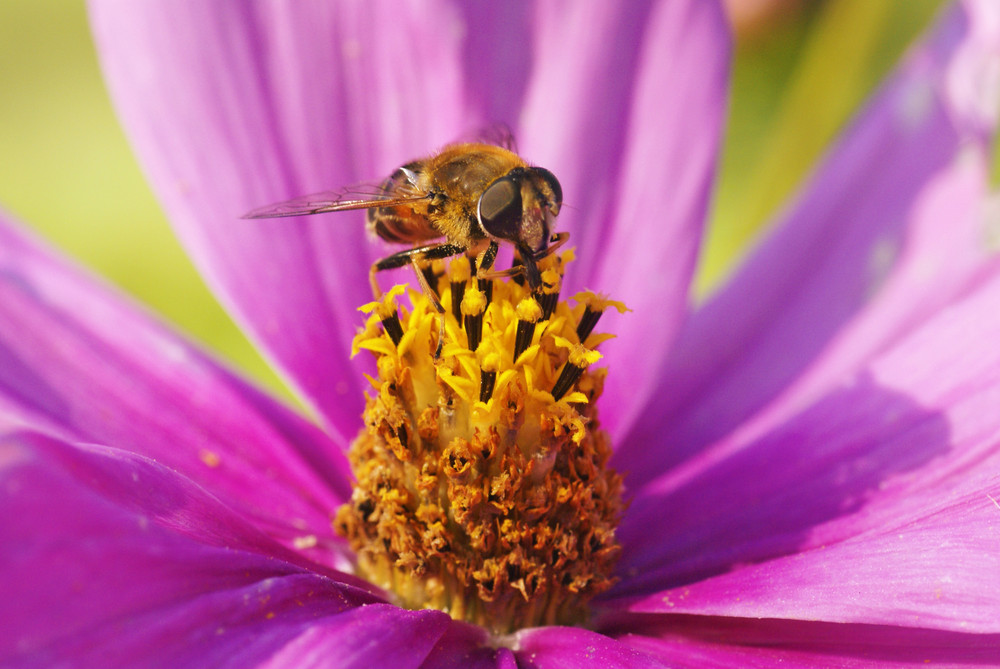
[334,251,626,634]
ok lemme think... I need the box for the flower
[3,0,1000,665]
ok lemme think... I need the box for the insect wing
[456,123,518,152]
[243,187,430,219]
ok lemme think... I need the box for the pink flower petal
[617,0,1000,482]
[259,604,451,669]
[613,265,1000,631]
[0,214,351,563]
[88,1,470,434]
[420,622,520,669]
[1,431,380,665]
[622,481,1000,634]
[513,625,668,668]
[615,617,1000,667]
[518,0,730,433]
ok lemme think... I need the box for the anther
[462,285,488,352]
[479,370,497,402]
[551,339,602,400]
[576,307,601,342]
[551,361,583,401]
[478,277,494,307]
[574,294,629,343]
[448,256,472,324]
[478,341,501,403]
[362,287,407,347]
[538,268,561,320]
[514,297,542,360]
[381,311,404,346]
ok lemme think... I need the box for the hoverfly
[243,142,567,313]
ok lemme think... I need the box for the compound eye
[532,167,562,215]
[478,175,523,240]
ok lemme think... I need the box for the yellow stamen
[335,251,624,634]
[572,291,629,343]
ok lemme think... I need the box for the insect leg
[370,242,466,301]
[526,232,570,287]
[536,231,570,259]
[475,241,500,273]
[411,257,446,314]
[371,242,465,358]
[475,233,570,283]
[477,265,526,281]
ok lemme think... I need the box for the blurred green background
[0,0,944,402]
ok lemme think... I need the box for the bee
[243,142,567,311]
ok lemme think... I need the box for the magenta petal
[513,626,668,668]
[34,576,377,667]
[420,622,519,669]
[1,431,379,665]
[518,0,730,433]
[88,1,469,434]
[620,479,1000,629]
[0,214,351,562]
[618,0,1000,481]
[261,604,451,669]
[619,483,1000,635]
[613,266,1000,630]
[616,618,1000,667]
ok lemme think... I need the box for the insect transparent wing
[451,123,518,153]
[478,123,518,152]
[242,186,430,219]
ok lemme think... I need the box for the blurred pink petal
[88,1,471,435]
[519,0,730,434]
[0,212,353,564]
[618,0,1000,482]
[89,0,730,439]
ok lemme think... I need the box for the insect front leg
[475,233,571,284]
[536,232,570,259]
[476,265,525,281]
[371,242,465,357]
[475,232,549,282]
[474,241,500,274]
[370,242,466,305]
